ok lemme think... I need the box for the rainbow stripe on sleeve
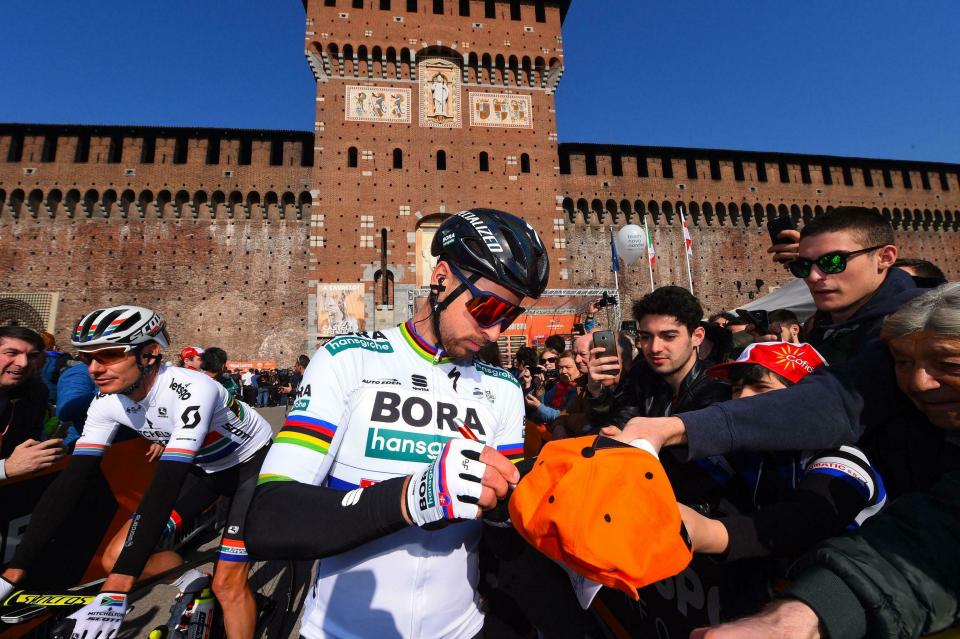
[256,473,294,486]
[73,442,108,457]
[274,414,337,454]
[497,443,524,463]
[218,538,249,563]
[159,447,197,463]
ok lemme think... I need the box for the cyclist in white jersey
[246,209,550,639]
[0,306,272,639]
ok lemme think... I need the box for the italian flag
[680,210,694,257]
[646,222,656,269]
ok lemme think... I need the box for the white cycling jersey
[258,321,525,639]
[75,364,272,473]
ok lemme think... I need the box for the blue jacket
[39,350,70,403]
[55,364,98,446]
[680,270,925,461]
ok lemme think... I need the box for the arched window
[436,150,447,170]
[393,148,403,169]
[348,146,358,167]
[520,153,530,173]
[479,151,489,172]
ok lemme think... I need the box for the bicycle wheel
[247,560,313,639]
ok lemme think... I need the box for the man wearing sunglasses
[0,305,273,639]
[604,209,928,497]
[786,206,920,364]
[246,208,549,639]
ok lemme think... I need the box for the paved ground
[121,405,313,638]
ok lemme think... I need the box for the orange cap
[508,436,692,600]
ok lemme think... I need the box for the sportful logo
[366,427,454,463]
[457,210,503,253]
[411,374,428,390]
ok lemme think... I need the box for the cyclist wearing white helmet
[0,305,272,639]
[246,209,549,638]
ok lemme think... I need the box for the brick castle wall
[0,124,314,361]
[2,0,959,353]
[560,145,960,313]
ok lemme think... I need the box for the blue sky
[1,1,957,162]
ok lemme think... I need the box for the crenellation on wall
[3,2,959,354]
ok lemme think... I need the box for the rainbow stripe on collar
[400,320,451,364]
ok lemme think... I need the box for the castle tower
[303,0,570,343]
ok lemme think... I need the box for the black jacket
[783,471,960,639]
[680,271,926,462]
[0,375,49,459]
[588,357,731,428]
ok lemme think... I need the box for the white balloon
[616,224,647,265]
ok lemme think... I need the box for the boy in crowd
[680,341,885,565]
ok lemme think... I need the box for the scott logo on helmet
[370,391,486,435]
[457,210,503,253]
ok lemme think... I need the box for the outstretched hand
[689,599,822,639]
[600,415,687,452]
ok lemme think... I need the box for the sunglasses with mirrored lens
[788,245,886,278]
[449,263,525,330]
[77,348,131,366]
[540,356,558,364]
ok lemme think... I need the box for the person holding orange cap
[666,342,887,621]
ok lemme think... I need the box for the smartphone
[592,329,620,377]
[767,214,797,246]
[620,320,638,335]
[736,309,770,335]
[52,420,72,440]
[573,323,586,335]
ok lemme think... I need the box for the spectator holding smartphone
[0,326,65,480]
[776,207,918,364]
[524,351,581,425]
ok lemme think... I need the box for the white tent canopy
[733,278,816,320]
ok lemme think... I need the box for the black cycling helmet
[431,209,549,299]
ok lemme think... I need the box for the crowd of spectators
[1,204,957,638]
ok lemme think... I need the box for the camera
[595,291,618,309]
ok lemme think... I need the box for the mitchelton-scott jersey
[258,321,525,639]
[75,364,272,473]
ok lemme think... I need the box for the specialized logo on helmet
[457,210,503,253]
